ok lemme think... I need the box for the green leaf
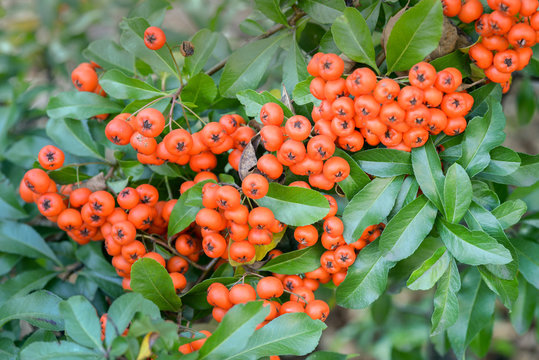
[337,241,395,309]
[439,142,462,163]
[83,39,135,75]
[478,266,518,309]
[283,37,309,94]
[0,269,57,307]
[130,258,182,312]
[430,51,471,77]
[458,97,506,177]
[4,135,50,169]
[307,351,354,360]
[240,19,266,36]
[46,91,122,120]
[120,17,179,77]
[334,148,370,199]
[407,247,450,290]
[468,82,502,118]
[342,176,404,243]
[198,301,269,359]
[105,293,160,347]
[469,315,493,358]
[386,0,443,73]
[0,254,21,277]
[353,149,411,178]
[184,29,219,76]
[257,183,330,226]
[20,341,101,360]
[76,243,123,298]
[478,146,521,177]
[379,195,438,261]
[46,118,105,160]
[471,180,500,210]
[0,220,60,266]
[122,96,170,115]
[292,77,320,106]
[491,200,527,229]
[436,218,512,266]
[59,296,103,351]
[119,160,145,180]
[332,8,378,71]
[464,201,518,280]
[168,180,208,236]
[49,167,91,185]
[411,138,445,212]
[254,0,288,25]
[181,73,218,111]
[0,290,64,330]
[361,0,382,32]
[0,338,17,360]
[107,178,129,195]
[236,90,294,120]
[220,34,287,98]
[319,31,339,54]
[0,176,27,220]
[443,163,472,223]
[128,0,171,25]
[512,237,539,289]
[431,257,460,335]
[298,0,346,24]
[388,175,419,219]
[447,268,496,360]
[227,313,327,359]
[482,153,539,187]
[510,274,537,334]
[259,244,325,274]
[148,163,187,178]
[99,69,164,100]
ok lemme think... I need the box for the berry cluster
[443,0,538,89]
[308,54,474,153]
[257,102,351,190]
[20,146,189,292]
[196,182,284,261]
[204,277,330,326]
[105,110,255,170]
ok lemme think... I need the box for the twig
[60,262,84,281]
[177,99,207,125]
[140,234,206,270]
[195,257,219,284]
[205,10,305,76]
[164,176,173,200]
[166,43,183,85]
[375,52,386,68]
[57,161,111,169]
[104,166,115,181]
[459,77,487,91]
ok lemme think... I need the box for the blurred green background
[1,1,537,359]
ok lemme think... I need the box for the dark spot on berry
[41,199,51,210]
[92,202,102,212]
[145,34,156,44]
[142,119,152,130]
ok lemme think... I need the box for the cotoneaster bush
[1,0,539,359]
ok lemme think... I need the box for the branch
[142,235,207,271]
[205,10,306,76]
[195,257,220,284]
